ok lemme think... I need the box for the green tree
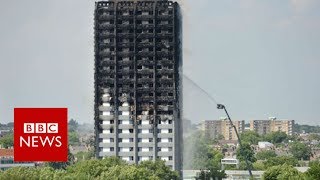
[68,119,79,132]
[66,156,126,178]
[264,156,298,167]
[263,164,306,180]
[138,160,179,180]
[308,133,320,141]
[252,161,266,170]
[306,160,320,179]
[256,150,277,160]
[0,133,13,148]
[74,150,95,162]
[289,142,312,160]
[240,131,261,145]
[236,143,256,166]
[68,131,80,146]
[264,131,288,144]
[47,148,75,169]
[99,165,152,180]
[195,168,226,180]
[184,131,222,169]
[0,167,40,180]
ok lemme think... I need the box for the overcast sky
[0,0,319,125]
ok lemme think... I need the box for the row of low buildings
[202,117,294,140]
[0,149,35,171]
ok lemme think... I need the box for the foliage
[289,142,312,160]
[0,133,13,148]
[195,168,226,180]
[256,150,277,160]
[306,160,320,179]
[0,157,178,180]
[68,119,79,132]
[236,143,256,164]
[240,131,261,145]
[47,148,75,169]
[263,164,305,180]
[68,131,80,146]
[183,131,223,169]
[294,124,320,134]
[308,133,320,141]
[252,161,266,170]
[74,150,95,162]
[138,160,179,180]
[264,131,288,144]
[66,156,125,177]
[264,156,298,167]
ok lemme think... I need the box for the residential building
[93,0,182,171]
[250,117,294,136]
[0,149,35,171]
[203,118,245,140]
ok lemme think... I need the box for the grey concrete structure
[93,0,182,171]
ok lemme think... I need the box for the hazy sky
[0,0,319,125]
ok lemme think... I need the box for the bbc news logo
[20,123,62,148]
[14,108,68,162]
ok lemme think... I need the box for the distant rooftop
[0,149,14,157]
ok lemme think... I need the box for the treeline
[0,157,179,180]
[294,124,320,134]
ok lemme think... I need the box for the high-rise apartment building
[203,118,245,141]
[250,118,294,136]
[93,0,182,171]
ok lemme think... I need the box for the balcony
[136,15,154,20]
[118,78,135,84]
[117,51,134,57]
[99,106,114,111]
[157,14,173,20]
[137,96,154,102]
[136,24,155,29]
[99,115,114,121]
[157,105,173,111]
[137,60,154,66]
[119,106,130,111]
[157,142,173,147]
[98,142,115,148]
[118,60,133,66]
[118,14,134,20]
[99,51,115,57]
[98,23,115,30]
[156,87,174,92]
[98,14,114,21]
[157,78,173,84]
[156,51,173,57]
[137,78,153,83]
[100,60,115,66]
[99,124,114,130]
[157,96,175,103]
[156,33,173,38]
[99,42,115,48]
[118,124,134,129]
[137,86,153,92]
[157,69,174,75]
[157,24,173,28]
[137,42,154,48]
[137,69,154,74]
[117,24,134,29]
[117,33,134,38]
[117,42,134,48]
[118,69,134,75]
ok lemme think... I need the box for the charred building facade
[94,0,182,171]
